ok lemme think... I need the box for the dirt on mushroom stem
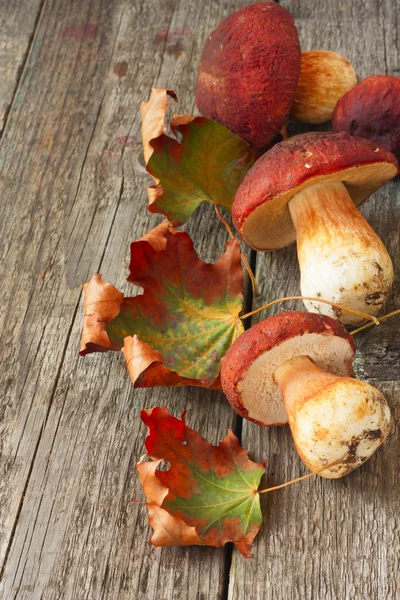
[221,312,392,479]
[288,180,394,326]
[273,355,392,478]
[233,132,398,327]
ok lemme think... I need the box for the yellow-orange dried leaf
[80,274,124,353]
[137,457,202,547]
[139,220,170,251]
[146,504,201,548]
[141,88,177,164]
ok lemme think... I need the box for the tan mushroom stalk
[273,355,391,478]
[288,180,394,325]
[232,132,399,325]
[290,50,357,124]
[221,312,392,479]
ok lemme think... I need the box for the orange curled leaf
[122,336,222,389]
[137,220,169,251]
[137,458,167,504]
[141,88,178,164]
[80,275,124,354]
[170,113,197,129]
[137,407,267,557]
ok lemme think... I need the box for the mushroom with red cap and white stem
[333,75,400,162]
[221,312,392,479]
[233,132,399,325]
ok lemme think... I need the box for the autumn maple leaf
[80,222,244,388]
[141,88,257,225]
[138,407,267,557]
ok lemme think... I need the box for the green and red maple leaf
[138,407,267,557]
[141,88,257,225]
[80,88,256,387]
[80,222,244,388]
[80,89,267,555]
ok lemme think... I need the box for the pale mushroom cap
[220,312,355,426]
[232,132,399,251]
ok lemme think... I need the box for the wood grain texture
[0,0,399,599]
[230,1,400,599]
[0,0,44,134]
[0,0,249,598]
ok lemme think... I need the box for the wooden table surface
[0,1,399,598]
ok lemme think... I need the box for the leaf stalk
[240,296,379,325]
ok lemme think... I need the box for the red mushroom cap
[232,131,398,251]
[220,311,355,427]
[195,2,301,150]
[333,75,400,162]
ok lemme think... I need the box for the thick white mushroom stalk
[289,180,394,326]
[273,355,392,478]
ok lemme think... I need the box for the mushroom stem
[273,355,391,478]
[290,50,357,124]
[288,180,394,325]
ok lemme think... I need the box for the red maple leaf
[137,407,267,557]
[80,223,243,388]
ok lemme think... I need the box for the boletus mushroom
[233,132,399,325]
[333,75,400,162]
[221,312,391,478]
[290,50,357,124]
[195,2,301,150]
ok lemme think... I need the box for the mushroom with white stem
[220,312,392,478]
[233,132,399,325]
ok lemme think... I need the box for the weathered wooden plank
[230,0,400,598]
[0,0,252,598]
[382,0,400,76]
[0,0,44,134]
[0,0,128,570]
